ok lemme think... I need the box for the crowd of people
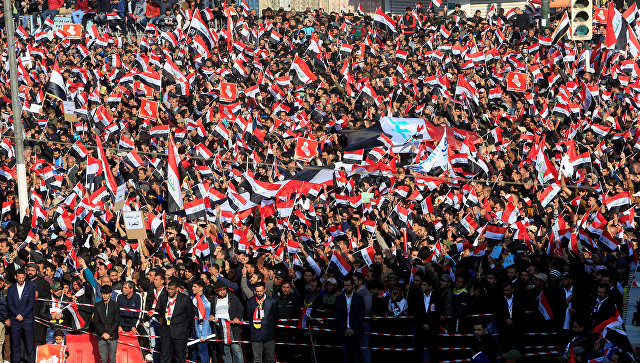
[0,0,634,362]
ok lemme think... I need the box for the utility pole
[541,0,550,29]
[3,3,28,221]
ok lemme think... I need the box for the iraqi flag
[167,134,184,212]
[538,292,554,320]
[540,184,561,207]
[458,213,479,235]
[606,2,627,51]
[290,55,317,85]
[330,250,352,275]
[455,75,479,105]
[373,8,396,34]
[551,11,570,45]
[46,63,67,100]
[360,245,375,266]
[96,137,117,195]
[185,198,206,221]
[605,191,631,212]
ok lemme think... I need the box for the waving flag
[290,55,317,84]
[167,134,183,212]
[538,292,554,320]
[373,8,396,34]
[46,63,67,100]
[606,2,627,50]
[330,250,352,275]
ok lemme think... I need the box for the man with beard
[157,278,195,363]
[26,263,49,346]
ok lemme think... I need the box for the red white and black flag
[46,62,67,100]
[290,55,318,85]
[185,198,206,221]
[373,8,396,34]
[167,134,184,212]
[606,2,627,51]
[96,136,117,196]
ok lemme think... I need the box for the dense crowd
[0,0,635,362]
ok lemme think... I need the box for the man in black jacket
[93,285,121,363]
[414,276,440,363]
[157,277,195,363]
[336,276,365,363]
[247,281,278,363]
[210,280,244,363]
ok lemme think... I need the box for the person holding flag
[190,279,212,363]
[210,280,244,363]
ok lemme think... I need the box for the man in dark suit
[414,276,440,363]
[7,268,36,363]
[157,277,195,363]
[92,284,120,363]
[247,281,278,363]
[336,275,365,363]
[592,283,617,327]
[495,282,524,352]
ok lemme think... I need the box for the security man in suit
[157,277,195,363]
[93,284,121,363]
[336,275,365,363]
[247,281,279,363]
[414,276,440,363]
[7,268,36,363]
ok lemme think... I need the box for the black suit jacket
[92,299,120,340]
[592,297,617,326]
[157,292,195,340]
[335,292,365,335]
[247,296,279,342]
[414,292,440,336]
[495,295,524,329]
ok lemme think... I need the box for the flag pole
[4,3,27,221]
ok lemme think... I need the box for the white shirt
[215,295,230,320]
[563,286,573,330]
[423,291,432,313]
[16,282,25,300]
[505,295,514,319]
[345,292,354,329]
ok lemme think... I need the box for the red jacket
[48,0,63,11]
[146,1,160,17]
[75,0,90,11]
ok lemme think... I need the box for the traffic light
[571,0,593,40]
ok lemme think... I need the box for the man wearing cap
[502,349,521,363]
[247,281,278,363]
[210,280,244,363]
[7,269,35,363]
[40,280,72,343]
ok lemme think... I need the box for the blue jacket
[7,281,35,324]
[192,294,212,339]
[247,296,279,342]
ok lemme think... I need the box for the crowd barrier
[33,298,563,362]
